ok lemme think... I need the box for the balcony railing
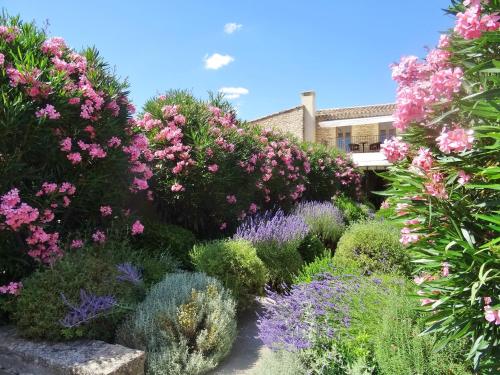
[327,135,390,153]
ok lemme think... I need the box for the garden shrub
[293,201,345,250]
[134,90,313,237]
[0,15,149,295]
[335,220,410,275]
[380,0,499,368]
[116,272,237,375]
[190,239,268,307]
[235,210,306,285]
[373,293,471,375]
[333,194,368,224]
[300,142,361,201]
[294,253,360,284]
[297,234,326,264]
[132,219,196,268]
[13,241,150,341]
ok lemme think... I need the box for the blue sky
[2,0,453,120]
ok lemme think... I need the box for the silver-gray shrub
[293,201,345,247]
[116,272,237,375]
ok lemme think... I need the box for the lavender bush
[293,201,345,249]
[257,273,359,351]
[235,210,308,285]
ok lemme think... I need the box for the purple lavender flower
[293,201,345,244]
[116,263,142,285]
[235,209,309,245]
[60,289,117,328]
[257,274,360,351]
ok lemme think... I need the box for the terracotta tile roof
[316,103,396,121]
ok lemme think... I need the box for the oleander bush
[380,0,500,369]
[335,220,410,275]
[116,272,237,375]
[300,142,361,201]
[0,15,149,298]
[293,201,345,250]
[190,239,268,307]
[12,240,163,341]
[235,210,307,285]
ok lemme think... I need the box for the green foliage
[297,234,327,264]
[132,220,196,268]
[333,194,368,224]
[300,142,361,201]
[294,253,360,284]
[13,241,152,341]
[372,293,472,375]
[249,349,307,375]
[335,220,410,275]
[255,241,303,286]
[117,272,237,375]
[190,239,268,307]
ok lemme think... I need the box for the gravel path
[209,300,270,375]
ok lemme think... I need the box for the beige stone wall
[351,123,379,138]
[249,107,304,141]
[316,126,336,146]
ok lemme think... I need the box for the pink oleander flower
[412,147,433,172]
[454,3,500,40]
[400,226,420,245]
[107,136,122,148]
[404,218,421,226]
[441,261,450,277]
[457,170,471,185]
[484,306,500,325]
[131,220,144,235]
[68,97,80,105]
[208,164,219,173]
[62,196,71,207]
[92,230,106,244]
[414,273,437,286]
[220,222,227,230]
[226,195,237,204]
[147,190,154,201]
[106,100,120,116]
[100,205,112,216]
[421,298,437,306]
[132,178,149,191]
[380,200,390,209]
[41,37,66,57]
[88,144,107,159]
[41,209,55,223]
[484,296,492,305]
[0,25,20,43]
[171,183,184,192]
[436,126,474,154]
[59,182,76,195]
[0,53,4,66]
[424,173,449,199]
[70,239,84,249]
[395,202,410,216]
[67,152,82,164]
[0,281,23,296]
[35,104,61,120]
[381,137,409,163]
[429,67,463,100]
[60,137,72,152]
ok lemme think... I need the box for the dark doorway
[362,170,387,208]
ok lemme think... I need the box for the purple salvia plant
[257,273,360,351]
[235,209,309,245]
[116,262,142,285]
[60,289,117,328]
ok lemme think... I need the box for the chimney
[301,91,316,142]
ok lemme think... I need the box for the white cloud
[219,87,249,99]
[204,53,235,70]
[224,22,243,34]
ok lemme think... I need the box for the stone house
[248,91,397,170]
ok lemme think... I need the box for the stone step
[0,327,145,375]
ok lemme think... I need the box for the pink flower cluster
[0,25,20,43]
[0,188,39,231]
[35,104,61,120]
[381,137,409,163]
[454,0,499,40]
[0,281,22,296]
[436,126,474,154]
[484,296,500,325]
